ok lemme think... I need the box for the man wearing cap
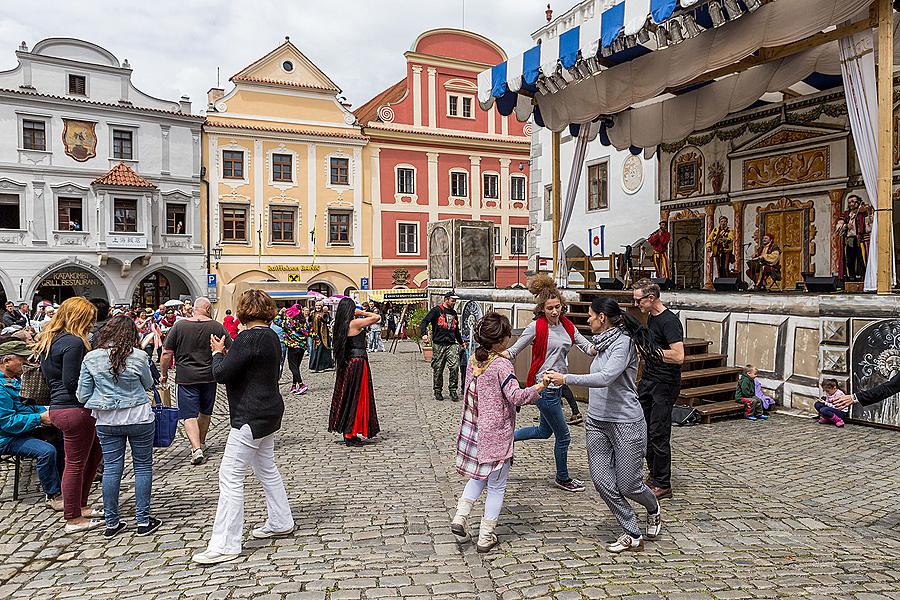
[420,292,465,402]
[0,340,64,510]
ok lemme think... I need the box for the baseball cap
[0,340,33,357]
[444,291,459,300]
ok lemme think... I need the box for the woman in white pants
[192,290,294,565]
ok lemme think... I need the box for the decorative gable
[231,38,341,95]
[732,123,844,155]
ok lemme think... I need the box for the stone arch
[226,270,274,285]
[307,270,358,295]
[26,259,115,304]
[125,262,203,302]
[0,268,16,303]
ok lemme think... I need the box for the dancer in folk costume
[308,300,334,372]
[328,299,381,446]
[450,312,546,553]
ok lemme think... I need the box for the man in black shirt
[420,291,464,402]
[2,302,27,329]
[633,279,684,500]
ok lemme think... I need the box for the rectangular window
[511,227,527,256]
[493,225,501,256]
[398,222,418,254]
[482,173,499,199]
[112,129,133,160]
[223,150,244,179]
[0,194,21,230]
[462,97,473,118]
[328,210,351,245]
[271,208,295,243]
[397,167,415,194]
[68,74,86,95]
[448,95,459,116]
[113,199,137,232]
[544,184,552,221]
[448,94,474,118]
[222,207,247,241]
[330,157,349,185]
[451,171,468,197]
[57,198,83,231]
[166,203,186,235]
[272,153,292,182]
[22,120,46,151]
[511,176,526,202]
[587,162,609,211]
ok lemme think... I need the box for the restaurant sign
[42,270,101,287]
[267,264,320,272]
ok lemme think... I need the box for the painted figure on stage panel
[835,194,872,282]
[746,233,782,291]
[647,221,671,280]
[705,216,735,279]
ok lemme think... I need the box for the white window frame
[327,208,353,246]
[220,203,250,244]
[586,159,610,213]
[510,175,527,202]
[165,201,189,235]
[395,164,417,201]
[328,156,351,187]
[447,92,476,119]
[482,172,500,200]
[17,113,51,153]
[268,147,299,187]
[493,225,501,256]
[0,191,24,231]
[449,169,469,199]
[66,71,89,97]
[510,226,527,256]
[220,143,250,187]
[111,196,140,234]
[543,184,552,221]
[109,124,138,162]
[396,221,419,255]
[56,196,87,232]
[269,204,298,245]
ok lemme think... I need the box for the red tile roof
[354,80,406,125]
[205,118,367,141]
[231,75,339,93]
[92,163,157,188]
[0,87,202,120]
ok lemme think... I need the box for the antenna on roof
[461,0,465,30]
[285,36,290,42]
[217,67,220,88]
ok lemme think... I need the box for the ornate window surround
[219,140,250,188]
[672,147,704,199]
[267,144,299,189]
[394,163,418,202]
[50,182,90,233]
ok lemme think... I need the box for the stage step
[680,366,743,382]
[678,382,737,403]
[692,400,746,424]
[681,352,728,369]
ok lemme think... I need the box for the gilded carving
[743,147,829,189]
[754,197,817,289]
[746,129,824,151]
[670,208,702,221]
[672,151,703,198]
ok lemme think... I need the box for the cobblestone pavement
[0,343,898,599]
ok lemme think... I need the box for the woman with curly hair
[77,316,160,538]
[36,296,100,533]
[328,298,382,446]
[500,273,595,493]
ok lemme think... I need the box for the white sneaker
[606,533,644,553]
[646,502,662,540]
[251,524,295,539]
[192,549,240,565]
[190,447,206,465]
[64,519,103,534]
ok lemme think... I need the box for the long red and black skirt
[328,357,379,439]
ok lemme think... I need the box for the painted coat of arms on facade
[62,119,97,162]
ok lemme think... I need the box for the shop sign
[267,264,320,272]
[42,271,101,287]
[287,273,302,282]
[360,277,370,290]
[107,234,147,249]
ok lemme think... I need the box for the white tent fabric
[555,123,598,286]
[839,31,886,291]
[535,0,873,132]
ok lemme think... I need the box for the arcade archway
[131,269,193,308]
[33,266,109,307]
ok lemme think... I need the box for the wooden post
[551,130,562,283]
[877,0,894,293]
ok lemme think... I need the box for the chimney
[207,87,225,108]
[179,95,192,114]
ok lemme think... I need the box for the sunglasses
[632,294,651,305]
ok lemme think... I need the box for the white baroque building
[0,38,205,307]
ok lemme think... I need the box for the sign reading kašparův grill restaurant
[41,271,101,287]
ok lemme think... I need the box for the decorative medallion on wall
[377,105,395,123]
[460,299,484,346]
[523,123,534,136]
[621,154,643,195]
[62,119,97,162]
[850,319,900,427]
[743,146,829,189]
[391,268,410,287]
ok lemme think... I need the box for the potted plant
[408,305,432,362]
[709,161,725,194]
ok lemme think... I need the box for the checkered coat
[456,355,539,478]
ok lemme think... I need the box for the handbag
[152,386,179,448]
[19,359,50,405]
[671,404,700,426]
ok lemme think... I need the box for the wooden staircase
[569,289,744,423]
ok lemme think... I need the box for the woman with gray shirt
[546,297,662,553]
[501,275,594,493]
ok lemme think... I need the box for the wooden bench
[0,454,22,501]
[692,400,745,424]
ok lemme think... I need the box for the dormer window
[68,74,86,96]
[448,94,473,119]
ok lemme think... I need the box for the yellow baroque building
[202,38,370,310]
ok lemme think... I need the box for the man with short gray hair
[161,297,230,465]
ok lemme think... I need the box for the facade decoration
[62,120,98,161]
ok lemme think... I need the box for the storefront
[131,269,194,308]
[32,266,109,307]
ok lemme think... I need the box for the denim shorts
[177,382,217,419]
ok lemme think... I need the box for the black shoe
[104,522,126,539]
[136,517,162,536]
[345,437,363,447]
[450,396,460,402]
[434,395,444,402]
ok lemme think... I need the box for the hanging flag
[588,225,605,256]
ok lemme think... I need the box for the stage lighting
[709,1,726,26]
[669,20,685,44]
[745,0,762,11]
[723,0,742,20]
[655,26,670,48]
[637,27,651,44]
[683,15,702,38]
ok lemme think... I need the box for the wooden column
[828,189,845,277]
[733,201,745,278]
[703,204,716,289]
[551,131,562,282]
[877,0,894,293]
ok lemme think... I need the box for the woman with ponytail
[450,312,546,553]
[545,297,662,554]
[501,274,594,493]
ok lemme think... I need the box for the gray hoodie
[565,333,643,423]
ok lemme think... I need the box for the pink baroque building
[356,29,531,290]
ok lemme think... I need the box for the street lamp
[212,245,223,269]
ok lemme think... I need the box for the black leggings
[287,347,305,385]
[561,385,580,415]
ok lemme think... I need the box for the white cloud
[0,0,552,113]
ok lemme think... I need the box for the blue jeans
[96,422,155,527]
[3,433,62,497]
[815,401,848,420]
[514,387,571,482]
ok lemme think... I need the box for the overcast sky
[0,0,554,113]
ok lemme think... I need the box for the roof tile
[92,163,157,188]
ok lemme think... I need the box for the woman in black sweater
[35,297,100,533]
[192,290,294,565]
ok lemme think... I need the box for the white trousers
[207,424,294,554]
[461,459,511,521]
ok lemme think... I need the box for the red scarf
[526,315,575,386]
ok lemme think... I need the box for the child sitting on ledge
[815,378,848,428]
[735,365,769,421]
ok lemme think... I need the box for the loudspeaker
[713,277,740,292]
[597,277,625,290]
[804,275,841,293]
[651,277,672,291]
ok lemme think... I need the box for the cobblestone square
[0,344,898,600]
